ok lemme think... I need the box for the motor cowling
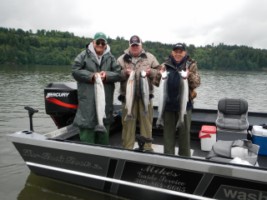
[44,82,78,128]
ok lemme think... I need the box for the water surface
[0,65,267,199]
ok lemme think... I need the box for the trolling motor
[24,106,39,132]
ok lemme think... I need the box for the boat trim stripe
[46,97,78,109]
[26,161,215,200]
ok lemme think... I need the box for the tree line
[1,27,267,70]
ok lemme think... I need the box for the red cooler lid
[201,125,216,134]
[199,131,211,138]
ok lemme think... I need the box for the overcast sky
[1,0,267,49]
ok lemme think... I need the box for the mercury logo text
[46,92,70,98]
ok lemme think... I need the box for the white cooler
[199,125,217,151]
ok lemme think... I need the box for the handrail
[27,161,215,200]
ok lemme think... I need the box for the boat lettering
[46,92,70,98]
[22,149,102,170]
[159,176,185,186]
[141,165,179,177]
[134,176,186,192]
[132,165,186,192]
[137,171,158,181]
[214,185,267,200]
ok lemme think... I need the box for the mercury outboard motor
[44,82,78,128]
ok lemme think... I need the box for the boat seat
[216,98,249,131]
[216,98,249,140]
[206,139,259,166]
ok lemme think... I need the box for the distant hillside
[1,27,267,70]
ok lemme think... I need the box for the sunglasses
[96,40,106,46]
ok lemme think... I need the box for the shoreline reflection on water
[18,173,126,200]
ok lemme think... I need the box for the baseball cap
[94,32,107,42]
[172,43,186,51]
[129,35,141,46]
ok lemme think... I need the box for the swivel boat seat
[216,98,249,141]
[206,98,256,165]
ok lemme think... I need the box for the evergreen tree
[1,27,267,70]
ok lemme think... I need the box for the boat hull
[9,131,267,200]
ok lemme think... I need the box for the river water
[0,65,267,200]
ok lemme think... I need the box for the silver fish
[140,70,150,115]
[156,70,168,127]
[125,70,135,121]
[176,70,189,128]
[94,73,107,133]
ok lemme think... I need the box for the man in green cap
[72,32,121,145]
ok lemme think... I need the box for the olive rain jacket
[72,43,121,129]
[117,49,160,100]
[162,56,201,111]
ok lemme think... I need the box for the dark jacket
[72,43,121,128]
[163,57,182,111]
[162,55,200,111]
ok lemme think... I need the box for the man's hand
[159,65,165,74]
[125,68,132,76]
[180,69,189,79]
[146,67,151,76]
[99,71,106,81]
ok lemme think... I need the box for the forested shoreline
[1,27,267,70]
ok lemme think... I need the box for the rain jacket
[72,43,121,128]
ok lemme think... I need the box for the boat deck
[108,130,267,168]
[110,134,209,159]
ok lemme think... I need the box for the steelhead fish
[125,71,135,121]
[156,70,168,127]
[140,70,150,115]
[94,73,107,133]
[176,70,189,129]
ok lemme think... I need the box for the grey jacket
[72,43,121,128]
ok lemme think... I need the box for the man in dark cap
[117,35,160,151]
[160,42,201,157]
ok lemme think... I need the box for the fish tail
[156,118,164,128]
[176,121,180,129]
[142,110,148,116]
[94,125,107,134]
[176,113,187,129]
[124,114,134,121]
[176,119,182,129]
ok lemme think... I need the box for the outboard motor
[44,82,78,128]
